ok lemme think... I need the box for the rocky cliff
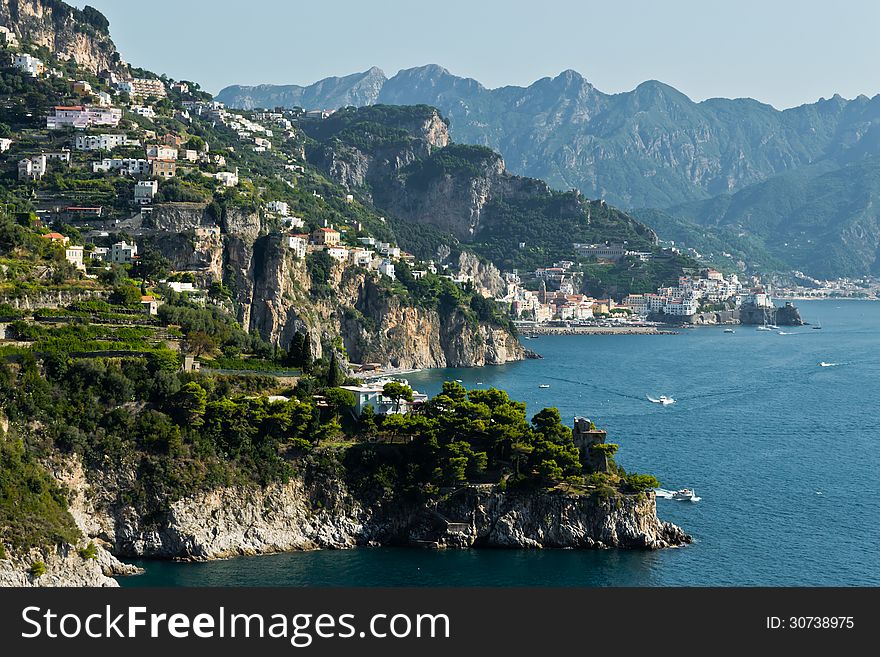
[307,105,449,198]
[0,542,124,587]
[301,108,658,268]
[245,236,523,367]
[0,0,121,73]
[84,469,689,561]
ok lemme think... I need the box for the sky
[70,0,880,109]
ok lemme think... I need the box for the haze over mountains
[218,66,880,278]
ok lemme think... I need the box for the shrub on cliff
[625,473,660,493]
[78,541,98,561]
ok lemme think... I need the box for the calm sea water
[121,300,880,586]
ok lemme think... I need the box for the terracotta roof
[54,106,85,111]
[42,232,66,239]
[315,227,339,233]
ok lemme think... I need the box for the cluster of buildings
[622,269,742,317]
[46,105,123,130]
[284,227,414,281]
[39,232,138,271]
[500,271,620,322]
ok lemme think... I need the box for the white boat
[647,395,675,405]
[767,324,779,330]
[756,325,773,331]
[671,488,697,501]
[724,328,735,333]
[538,384,550,389]
[818,362,837,367]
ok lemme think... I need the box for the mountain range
[218,66,880,277]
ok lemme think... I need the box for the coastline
[522,325,678,336]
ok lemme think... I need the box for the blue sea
[121,300,880,586]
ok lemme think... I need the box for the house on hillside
[311,227,340,246]
[18,155,47,181]
[134,180,158,204]
[65,245,85,271]
[151,159,176,179]
[111,240,138,264]
[41,232,69,245]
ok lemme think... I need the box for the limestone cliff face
[427,487,690,549]
[0,0,121,73]
[244,238,523,368]
[0,542,121,587]
[377,152,551,241]
[144,202,212,233]
[456,251,505,298]
[111,478,369,560]
[94,475,689,560]
[309,107,449,197]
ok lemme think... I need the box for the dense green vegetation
[402,144,499,191]
[475,194,658,272]
[0,431,81,550]
[301,104,443,151]
[581,253,699,299]
[659,158,880,278]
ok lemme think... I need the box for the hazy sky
[71,0,880,109]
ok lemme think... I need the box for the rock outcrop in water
[81,466,689,562]
[0,542,136,587]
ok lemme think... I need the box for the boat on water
[767,324,780,330]
[756,325,774,331]
[818,362,837,367]
[724,328,735,333]
[538,384,551,389]
[647,395,675,405]
[671,488,697,501]
[813,321,823,330]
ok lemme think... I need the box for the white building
[47,105,122,130]
[64,245,85,271]
[134,180,158,204]
[326,246,349,262]
[146,144,178,160]
[622,294,649,316]
[18,154,47,181]
[91,246,109,262]
[378,258,395,280]
[339,379,428,416]
[213,170,239,187]
[13,53,44,77]
[111,240,138,264]
[349,248,374,267]
[92,158,150,175]
[287,235,308,258]
[267,201,289,216]
[95,91,113,107]
[74,133,139,151]
[0,138,12,152]
[130,105,156,119]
